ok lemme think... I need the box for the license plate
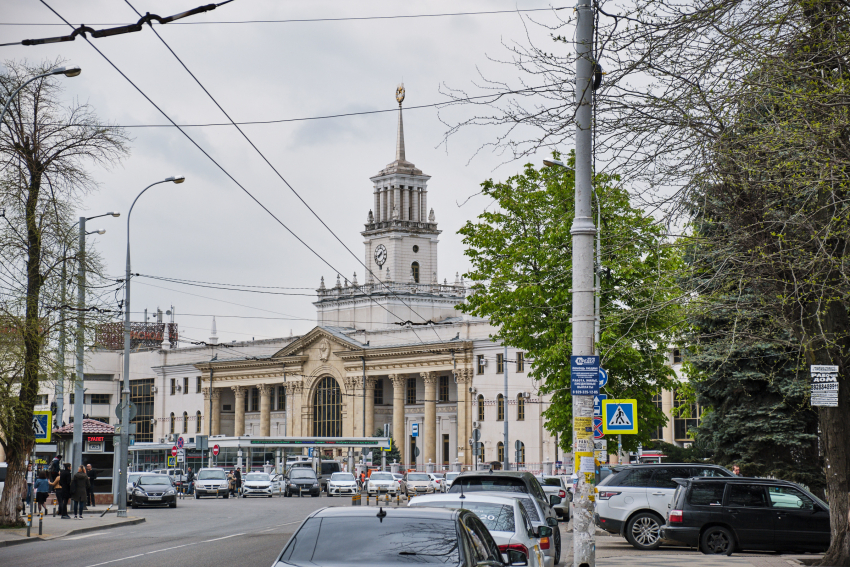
[148,496,161,500]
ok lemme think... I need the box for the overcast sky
[2,0,571,345]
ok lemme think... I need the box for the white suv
[594,464,733,550]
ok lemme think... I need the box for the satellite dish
[166,310,172,316]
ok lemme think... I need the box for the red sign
[212,444,220,456]
[171,446,178,457]
[87,436,104,442]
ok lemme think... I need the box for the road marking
[273,520,302,527]
[65,532,108,540]
[87,554,144,567]
[202,533,245,542]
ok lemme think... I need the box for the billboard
[96,322,178,350]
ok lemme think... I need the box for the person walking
[186,467,195,495]
[234,467,242,497]
[50,462,72,519]
[25,463,33,507]
[86,464,98,507]
[48,454,61,483]
[70,465,90,519]
[34,471,51,514]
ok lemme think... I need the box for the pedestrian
[186,467,195,495]
[732,464,741,476]
[50,462,72,519]
[86,464,98,507]
[227,470,235,496]
[34,471,51,514]
[234,466,242,496]
[25,463,33,507]
[48,454,61,483]
[70,465,90,519]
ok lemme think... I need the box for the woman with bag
[34,471,51,514]
[70,465,90,519]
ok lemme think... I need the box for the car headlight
[165,488,176,495]
[134,488,145,495]
[312,483,318,487]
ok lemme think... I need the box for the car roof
[620,463,724,468]
[409,493,521,507]
[310,506,459,521]
[458,471,535,479]
[687,477,798,485]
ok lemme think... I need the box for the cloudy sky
[2,0,571,345]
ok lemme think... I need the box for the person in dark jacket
[34,471,51,514]
[48,454,61,483]
[86,464,98,507]
[234,467,242,496]
[50,462,72,519]
[70,465,90,519]
[186,467,195,495]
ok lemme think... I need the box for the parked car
[408,493,553,567]
[131,474,177,508]
[443,471,460,492]
[367,472,400,495]
[326,472,358,497]
[428,472,445,491]
[242,472,279,498]
[274,505,510,566]
[319,460,341,492]
[536,475,569,521]
[391,472,407,494]
[286,468,321,497]
[153,468,186,489]
[663,477,830,555]
[594,463,734,550]
[193,467,229,499]
[449,471,562,565]
[405,472,436,496]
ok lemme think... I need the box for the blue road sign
[32,411,52,443]
[599,367,609,388]
[308,447,314,457]
[412,423,419,437]
[593,394,608,416]
[177,436,184,449]
[593,416,605,439]
[570,356,600,396]
[602,399,638,435]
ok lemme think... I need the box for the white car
[428,473,445,492]
[327,472,359,497]
[408,493,552,567]
[404,472,436,496]
[241,472,279,498]
[443,471,460,492]
[366,472,399,495]
[193,468,230,499]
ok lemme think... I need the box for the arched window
[497,394,505,421]
[411,262,420,283]
[477,394,485,421]
[196,411,202,433]
[182,411,188,433]
[169,412,175,434]
[313,376,342,437]
[518,441,525,464]
[517,394,525,421]
[497,442,504,464]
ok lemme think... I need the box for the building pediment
[270,326,365,360]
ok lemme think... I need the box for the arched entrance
[313,375,342,437]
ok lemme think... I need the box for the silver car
[536,475,570,521]
[366,472,399,495]
[408,493,553,567]
[404,472,436,496]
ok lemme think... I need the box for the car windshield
[413,501,516,533]
[128,474,141,484]
[198,470,226,480]
[245,473,269,481]
[448,477,529,494]
[446,473,460,481]
[540,478,561,487]
[408,473,431,481]
[370,473,394,481]
[290,469,317,479]
[331,473,355,481]
[279,516,460,565]
[139,476,171,485]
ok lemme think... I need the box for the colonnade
[374,185,428,222]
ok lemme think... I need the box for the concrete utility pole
[72,217,86,473]
[573,0,597,563]
[503,345,509,471]
[55,257,67,430]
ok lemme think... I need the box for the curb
[0,517,145,547]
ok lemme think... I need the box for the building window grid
[313,376,342,437]
[196,376,202,393]
[170,378,175,395]
[277,385,286,411]
[516,352,524,372]
[183,377,189,395]
[89,394,110,405]
[374,379,384,405]
[407,377,417,405]
[518,442,526,464]
[673,390,700,440]
[477,355,484,375]
[130,379,154,443]
[497,442,504,463]
[517,395,525,421]
[250,387,259,412]
[439,375,449,402]
[477,395,485,421]
[497,394,505,421]
[182,411,188,433]
[651,393,664,440]
[170,412,175,434]
[496,354,504,374]
[196,411,202,433]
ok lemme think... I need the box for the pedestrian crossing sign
[32,411,52,443]
[602,399,638,434]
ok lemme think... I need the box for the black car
[131,474,177,508]
[285,468,321,497]
[273,506,516,566]
[663,477,830,555]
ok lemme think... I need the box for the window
[516,352,525,372]
[517,441,525,464]
[477,395,485,421]
[477,355,484,375]
[196,411,202,433]
[169,412,175,434]
[374,379,384,405]
[407,377,417,405]
[496,353,504,374]
[517,394,525,421]
[313,376,342,437]
[244,391,249,412]
[69,393,74,404]
[89,394,110,405]
[768,486,815,510]
[196,376,202,393]
[673,348,682,364]
[618,468,654,487]
[439,375,449,402]
[497,394,504,421]
[170,378,176,395]
[182,411,188,434]
[650,468,689,489]
[674,390,700,440]
[411,261,420,283]
[277,385,286,411]
[130,378,154,443]
[689,483,726,506]
[443,434,450,464]
[497,442,504,463]
[183,377,189,395]
[652,392,664,440]
[250,387,259,412]
[726,484,768,507]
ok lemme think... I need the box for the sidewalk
[0,513,144,547]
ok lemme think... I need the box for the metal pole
[55,256,67,428]
[72,217,85,473]
[362,356,366,437]
[573,0,596,562]
[503,345,509,471]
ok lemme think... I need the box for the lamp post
[117,176,185,518]
[71,212,119,473]
[0,66,81,127]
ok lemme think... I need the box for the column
[259,384,272,437]
[414,190,420,222]
[394,186,401,219]
[365,377,376,437]
[457,369,472,466]
[232,385,246,437]
[374,189,380,222]
[204,387,222,436]
[422,372,437,466]
[421,189,427,221]
[662,388,675,444]
[382,189,388,221]
[389,374,406,465]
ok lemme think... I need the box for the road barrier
[38,512,43,536]
[351,493,361,506]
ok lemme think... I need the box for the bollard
[351,493,361,506]
[396,492,400,506]
[26,513,31,537]
[100,504,112,518]
[38,512,43,536]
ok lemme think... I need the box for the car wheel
[131,502,138,509]
[242,494,247,498]
[169,502,176,508]
[626,512,664,550]
[223,493,229,499]
[701,526,734,555]
[268,495,273,498]
[553,526,562,564]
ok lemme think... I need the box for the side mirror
[549,495,562,506]
[536,525,553,538]
[501,550,529,566]
[546,517,558,527]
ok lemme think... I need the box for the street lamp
[0,66,81,129]
[118,176,186,517]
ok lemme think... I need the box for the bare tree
[0,59,128,526]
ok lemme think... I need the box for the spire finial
[210,316,218,345]
[395,83,406,162]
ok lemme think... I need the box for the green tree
[458,154,681,452]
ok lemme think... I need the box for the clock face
[374,244,387,267]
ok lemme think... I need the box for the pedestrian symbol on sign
[610,405,632,426]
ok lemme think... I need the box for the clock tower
[314,84,465,329]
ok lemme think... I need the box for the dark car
[130,474,177,508]
[663,477,830,555]
[273,506,518,566]
[285,468,321,497]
